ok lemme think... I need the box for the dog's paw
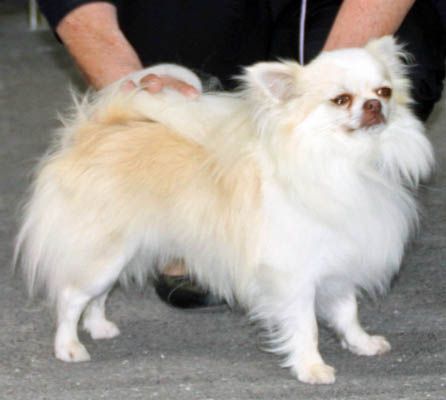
[342,335,391,356]
[295,363,336,385]
[83,318,120,340]
[55,340,91,362]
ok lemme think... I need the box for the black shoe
[154,274,225,309]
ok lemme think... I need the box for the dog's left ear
[244,62,301,103]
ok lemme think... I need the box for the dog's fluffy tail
[14,157,74,305]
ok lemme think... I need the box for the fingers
[161,75,200,98]
[140,74,163,94]
[139,74,200,98]
[120,80,137,92]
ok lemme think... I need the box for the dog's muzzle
[361,99,385,128]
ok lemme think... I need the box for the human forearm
[56,2,142,89]
[323,0,416,50]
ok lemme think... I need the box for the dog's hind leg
[82,289,120,340]
[54,253,128,362]
[54,286,93,362]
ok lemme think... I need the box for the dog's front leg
[285,288,336,384]
[255,283,336,384]
[317,290,391,356]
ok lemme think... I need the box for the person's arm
[56,2,141,88]
[323,0,416,50]
[56,2,198,96]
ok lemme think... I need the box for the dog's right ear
[243,62,301,103]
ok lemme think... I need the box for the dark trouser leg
[397,1,446,121]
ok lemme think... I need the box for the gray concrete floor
[1,3,445,400]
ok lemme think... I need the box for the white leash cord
[299,0,308,65]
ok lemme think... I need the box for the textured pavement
[1,3,445,399]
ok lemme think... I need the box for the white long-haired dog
[15,36,434,384]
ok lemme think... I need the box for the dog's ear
[366,36,410,74]
[243,62,301,103]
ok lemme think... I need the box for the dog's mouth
[344,119,386,134]
[344,112,387,134]
[360,113,386,129]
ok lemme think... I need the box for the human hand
[122,73,200,98]
[141,74,200,98]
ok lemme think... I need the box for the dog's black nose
[363,99,382,113]
[361,99,384,128]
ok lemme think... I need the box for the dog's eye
[376,87,392,99]
[331,94,352,107]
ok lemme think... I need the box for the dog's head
[243,36,433,187]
